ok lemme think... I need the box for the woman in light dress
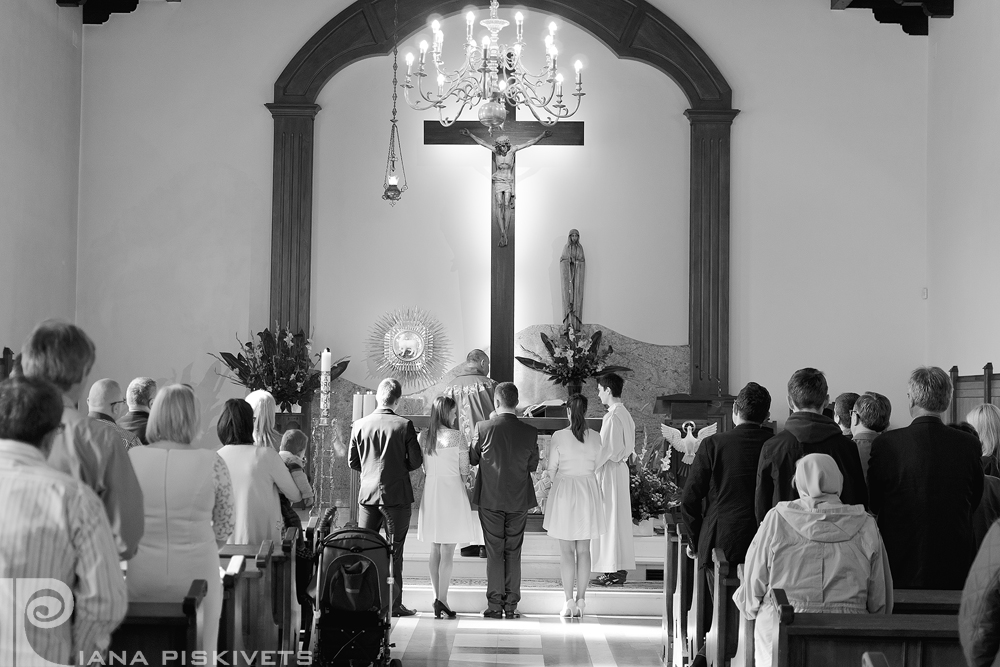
[127,385,235,656]
[544,393,607,618]
[245,389,281,450]
[216,397,301,544]
[417,395,476,618]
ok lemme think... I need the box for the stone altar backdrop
[306,324,689,524]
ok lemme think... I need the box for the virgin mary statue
[560,229,585,331]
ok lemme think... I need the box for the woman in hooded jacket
[734,453,893,666]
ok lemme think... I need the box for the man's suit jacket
[680,422,774,565]
[118,410,149,445]
[349,408,423,506]
[470,413,539,512]
[868,415,984,589]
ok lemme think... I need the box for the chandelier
[402,1,585,131]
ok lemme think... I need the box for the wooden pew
[661,508,681,663]
[687,544,709,662]
[705,548,742,667]
[892,589,961,615]
[109,579,207,666]
[770,588,962,667]
[273,526,302,654]
[862,652,891,667]
[219,540,279,655]
[672,522,695,666]
[735,564,753,667]
[218,554,247,655]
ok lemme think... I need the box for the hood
[783,411,844,444]
[775,500,869,542]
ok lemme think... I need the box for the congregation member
[280,428,315,509]
[21,319,144,559]
[350,378,423,617]
[591,372,637,587]
[850,391,891,479]
[443,349,495,559]
[960,521,1000,667]
[217,398,301,544]
[960,408,1000,548]
[87,378,142,451]
[833,391,859,437]
[543,393,606,618]
[968,403,1000,477]
[127,384,235,654]
[0,376,127,665]
[470,381,540,619]
[868,366,984,589]
[246,388,282,450]
[735,453,892,667]
[680,382,773,666]
[755,368,868,523]
[416,395,477,619]
[120,376,156,444]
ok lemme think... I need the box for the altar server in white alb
[591,373,637,585]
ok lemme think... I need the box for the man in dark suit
[470,382,539,619]
[681,382,774,667]
[119,377,156,445]
[349,378,423,616]
[868,366,984,589]
[755,367,868,523]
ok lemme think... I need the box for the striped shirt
[47,397,145,560]
[0,439,128,665]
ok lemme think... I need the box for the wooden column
[265,103,321,334]
[685,109,739,396]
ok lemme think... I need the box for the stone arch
[268,0,738,394]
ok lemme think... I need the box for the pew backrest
[862,652,891,667]
[892,589,961,615]
[218,554,247,654]
[219,540,279,654]
[110,579,207,664]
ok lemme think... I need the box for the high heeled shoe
[560,599,577,618]
[433,599,457,619]
[574,598,586,618]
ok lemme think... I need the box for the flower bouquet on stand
[628,435,681,535]
[515,327,631,395]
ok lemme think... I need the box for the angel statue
[660,420,719,490]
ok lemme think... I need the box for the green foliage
[211,326,349,412]
[628,434,681,524]
[515,327,631,386]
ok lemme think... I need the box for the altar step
[400,577,663,616]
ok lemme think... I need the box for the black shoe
[482,608,503,619]
[591,573,624,587]
[504,608,522,619]
[479,546,487,558]
[460,545,480,557]
[392,605,417,617]
[433,599,456,619]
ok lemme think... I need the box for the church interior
[3,0,999,665]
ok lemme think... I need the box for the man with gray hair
[21,319,144,560]
[868,366,984,589]
[87,378,142,451]
[120,377,156,444]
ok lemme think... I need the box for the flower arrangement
[211,326,349,412]
[628,436,682,524]
[514,328,630,387]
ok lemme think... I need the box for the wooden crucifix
[424,109,584,382]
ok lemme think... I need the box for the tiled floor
[389,613,663,666]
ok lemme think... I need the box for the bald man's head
[87,378,126,418]
[467,349,490,376]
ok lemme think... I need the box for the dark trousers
[479,507,528,611]
[358,503,411,610]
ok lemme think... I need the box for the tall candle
[321,348,332,373]
[362,391,377,417]
[352,393,364,422]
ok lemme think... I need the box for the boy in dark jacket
[755,368,868,523]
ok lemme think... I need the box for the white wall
[927,0,1000,378]
[76,0,931,429]
[0,2,81,350]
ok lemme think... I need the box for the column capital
[684,108,741,125]
[265,103,322,119]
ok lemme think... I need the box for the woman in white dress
[544,393,606,617]
[217,398,301,544]
[245,389,281,450]
[417,395,476,618]
[127,385,235,656]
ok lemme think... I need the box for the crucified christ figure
[460,128,551,247]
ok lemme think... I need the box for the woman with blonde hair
[127,385,235,655]
[968,403,1000,477]
[417,395,476,618]
[245,389,281,450]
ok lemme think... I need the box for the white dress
[217,443,302,545]
[543,428,606,541]
[417,428,476,544]
[591,403,638,572]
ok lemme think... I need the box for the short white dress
[543,427,607,541]
[417,428,477,544]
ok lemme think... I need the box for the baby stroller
[310,514,402,667]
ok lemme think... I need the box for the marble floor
[389,613,663,667]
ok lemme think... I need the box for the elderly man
[21,319,144,560]
[868,366,984,589]
[350,378,423,617]
[119,376,156,445]
[0,376,127,665]
[851,391,891,478]
[87,378,142,451]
